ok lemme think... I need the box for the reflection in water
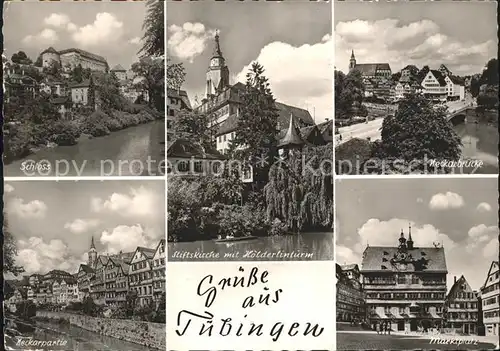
[169,232,333,261]
[4,120,164,177]
[5,318,155,351]
[452,119,498,174]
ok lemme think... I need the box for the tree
[70,64,84,83]
[131,57,165,110]
[167,58,185,90]
[233,62,280,184]
[477,85,499,110]
[417,65,430,82]
[378,93,462,173]
[125,290,138,317]
[391,72,401,82]
[2,213,24,276]
[11,51,32,65]
[470,76,481,97]
[82,296,98,316]
[335,69,365,119]
[480,58,498,86]
[43,60,61,78]
[173,109,213,148]
[34,55,43,67]
[139,0,164,57]
[264,144,333,232]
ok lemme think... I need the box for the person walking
[376,322,380,335]
[387,321,391,335]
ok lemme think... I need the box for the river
[4,120,165,177]
[168,232,333,261]
[4,318,155,351]
[452,117,498,174]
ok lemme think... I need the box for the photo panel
[334,0,498,175]
[3,179,166,350]
[167,0,334,262]
[2,0,165,177]
[335,177,499,350]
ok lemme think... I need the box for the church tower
[349,50,356,71]
[88,236,97,268]
[205,30,230,98]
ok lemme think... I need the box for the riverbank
[35,310,165,350]
[3,105,163,165]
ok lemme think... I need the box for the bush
[3,123,32,163]
[269,218,288,236]
[82,110,111,137]
[15,300,37,320]
[47,120,81,146]
[217,204,269,238]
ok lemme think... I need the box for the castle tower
[349,50,356,71]
[88,236,97,268]
[41,47,60,68]
[205,30,230,98]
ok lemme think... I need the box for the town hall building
[361,227,447,332]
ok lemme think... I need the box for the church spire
[407,224,414,249]
[212,29,223,58]
[351,50,355,59]
[90,236,96,250]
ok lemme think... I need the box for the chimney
[454,276,457,284]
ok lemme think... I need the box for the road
[336,118,384,145]
[336,94,476,146]
[337,331,498,350]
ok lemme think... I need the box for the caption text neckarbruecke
[175,266,324,342]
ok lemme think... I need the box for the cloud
[236,33,332,121]
[99,225,156,254]
[476,202,492,212]
[336,19,495,74]
[129,36,142,45]
[168,22,216,63]
[64,219,100,234]
[7,198,48,219]
[467,224,497,242]
[43,13,76,31]
[91,186,160,218]
[429,192,464,210]
[16,237,81,275]
[483,238,499,258]
[416,197,424,204]
[22,29,59,46]
[5,184,15,193]
[72,13,124,47]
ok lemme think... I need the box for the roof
[167,138,225,160]
[45,269,72,276]
[111,64,126,72]
[50,96,71,104]
[341,264,359,271]
[275,102,314,126]
[354,63,391,76]
[79,264,94,274]
[278,114,304,148]
[361,246,447,273]
[69,79,91,88]
[58,48,107,64]
[429,70,447,86]
[137,246,156,259]
[448,75,465,85]
[447,275,473,300]
[317,119,333,133]
[41,47,58,55]
[402,64,419,72]
[168,88,192,110]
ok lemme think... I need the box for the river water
[452,118,498,174]
[168,232,333,261]
[4,318,156,351]
[4,120,165,177]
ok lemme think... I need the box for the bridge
[446,105,471,123]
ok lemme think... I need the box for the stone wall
[36,311,165,350]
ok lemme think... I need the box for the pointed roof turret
[278,113,304,148]
[351,50,355,59]
[90,236,96,250]
[212,30,223,58]
[111,64,126,72]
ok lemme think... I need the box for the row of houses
[5,238,165,311]
[336,230,499,336]
[348,51,466,103]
